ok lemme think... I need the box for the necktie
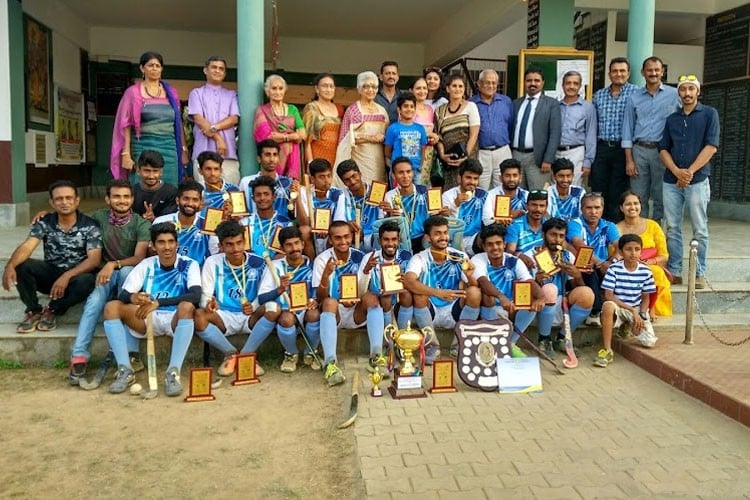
[517,97,533,150]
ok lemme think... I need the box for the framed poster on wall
[24,15,53,130]
[55,86,85,164]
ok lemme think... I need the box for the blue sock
[367,306,385,356]
[169,319,194,371]
[197,323,236,354]
[304,321,320,353]
[514,310,536,334]
[104,319,131,368]
[569,304,592,332]
[278,325,298,353]
[242,317,276,353]
[383,309,393,328]
[397,306,413,329]
[480,306,498,321]
[414,307,432,330]
[320,311,338,364]
[537,305,555,338]
[126,333,140,353]
[459,305,480,321]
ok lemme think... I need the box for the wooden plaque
[233,353,261,386]
[574,246,594,268]
[201,207,224,235]
[427,187,443,213]
[513,281,533,310]
[340,273,359,302]
[534,248,560,275]
[494,195,511,219]
[243,225,251,251]
[229,191,249,216]
[185,367,216,402]
[429,359,457,394]
[366,180,388,206]
[312,207,331,234]
[269,225,284,254]
[289,281,309,311]
[380,262,404,295]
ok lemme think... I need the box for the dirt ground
[0,365,362,499]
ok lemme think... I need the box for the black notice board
[575,21,607,91]
[527,0,540,48]
[704,4,750,84]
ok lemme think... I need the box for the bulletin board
[517,47,594,100]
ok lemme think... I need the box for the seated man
[336,159,387,252]
[154,180,213,265]
[596,234,658,368]
[442,159,487,255]
[197,150,238,212]
[237,175,293,258]
[132,150,177,222]
[103,222,201,397]
[471,224,546,358]
[3,180,101,333]
[297,158,346,257]
[383,157,431,253]
[313,221,366,387]
[69,180,150,384]
[403,216,482,364]
[195,220,271,376]
[239,139,299,219]
[482,158,529,226]
[547,157,585,221]
[525,218,594,357]
[505,189,549,271]
[359,220,414,371]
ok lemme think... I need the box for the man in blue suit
[511,67,562,190]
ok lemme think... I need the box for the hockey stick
[561,297,578,369]
[337,371,360,429]
[141,312,158,399]
[513,325,565,375]
[78,350,115,390]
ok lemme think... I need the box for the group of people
[3,50,717,396]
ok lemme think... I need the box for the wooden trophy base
[429,387,458,394]
[185,394,216,402]
[232,378,260,386]
[388,369,426,399]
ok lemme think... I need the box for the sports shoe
[218,353,238,377]
[593,348,614,368]
[510,343,527,358]
[449,344,459,359]
[68,358,87,386]
[554,338,581,357]
[280,352,299,373]
[539,337,555,359]
[164,366,182,397]
[255,361,265,377]
[303,352,322,371]
[108,365,135,393]
[672,276,683,285]
[324,362,346,387]
[584,313,601,327]
[634,329,658,348]
[129,353,145,373]
[36,306,57,331]
[694,276,707,289]
[17,311,42,333]
[368,353,390,379]
[425,344,441,365]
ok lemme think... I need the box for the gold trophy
[391,193,403,216]
[384,321,435,399]
[369,367,383,397]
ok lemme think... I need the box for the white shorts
[606,301,657,347]
[128,310,175,338]
[216,310,252,336]
[338,303,366,330]
[433,301,458,330]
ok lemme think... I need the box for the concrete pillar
[237,0,264,177]
[0,0,29,226]
[627,0,655,86]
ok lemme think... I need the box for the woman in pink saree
[253,75,306,179]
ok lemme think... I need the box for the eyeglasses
[678,74,698,83]
[360,84,378,90]
[529,189,548,196]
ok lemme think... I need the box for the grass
[0,359,24,369]
[51,359,68,369]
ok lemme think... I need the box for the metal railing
[441,57,508,97]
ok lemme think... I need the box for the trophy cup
[369,367,383,397]
[384,322,435,399]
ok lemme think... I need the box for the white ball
[130,383,143,395]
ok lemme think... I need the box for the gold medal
[461,259,470,271]
[465,190,473,200]
[222,192,230,201]
[337,260,345,267]
[287,202,294,211]
[240,297,248,305]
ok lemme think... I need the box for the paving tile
[365,478,412,496]
[574,483,625,498]
[384,464,431,481]
[410,475,459,493]
[393,491,439,500]
[529,485,583,499]
[403,453,446,467]
[427,463,476,479]
[482,485,534,498]
[438,488,487,499]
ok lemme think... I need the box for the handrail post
[684,240,699,345]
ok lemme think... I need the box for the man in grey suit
[511,67,562,190]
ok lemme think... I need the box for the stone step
[671,281,750,314]
[679,257,750,283]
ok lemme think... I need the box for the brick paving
[344,350,750,498]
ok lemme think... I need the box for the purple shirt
[188,84,240,160]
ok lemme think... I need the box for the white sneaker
[585,313,601,327]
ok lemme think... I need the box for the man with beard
[236,176,293,258]
[69,180,151,384]
[336,159,388,252]
[195,220,270,377]
[257,226,321,373]
[403,216,481,364]
[547,157,585,221]
[504,190,549,272]
[132,150,177,222]
[104,223,201,397]
[442,159,487,255]
[238,139,300,219]
[524,218,594,357]
[313,222,365,387]
[297,158,347,256]
[482,158,529,226]
[358,221,414,373]
[153,180,212,264]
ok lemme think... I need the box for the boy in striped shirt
[596,234,657,367]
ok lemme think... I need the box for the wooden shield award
[366,180,388,206]
[312,207,331,234]
[574,246,594,269]
[201,207,224,235]
[380,263,404,295]
[534,248,560,275]
[494,195,511,220]
[229,191,250,217]
[233,353,261,386]
[454,318,513,391]
[185,367,216,402]
[513,281,533,310]
[289,282,309,311]
[430,359,458,394]
[427,187,443,214]
[340,274,359,302]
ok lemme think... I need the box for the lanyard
[227,254,248,304]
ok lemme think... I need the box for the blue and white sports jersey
[123,255,201,312]
[548,185,585,221]
[299,186,346,222]
[470,252,532,301]
[240,213,292,258]
[442,187,487,238]
[482,186,529,226]
[336,182,380,237]
[258,256,314,310]
[602,260,655,307]
[567,217,620,262]
[358,248,412,295]
[524,247,575,297]
[505,216,548,255]
[312,247,365,300]
[406,247,468,308]
[153,212,211,265]
[200,252,266,312]
[384,185,428,239]
[239,173,294,219]
[201,180,239,211]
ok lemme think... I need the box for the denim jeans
[71,266,133,360]
[663,179,710,277]
[631,145,666,221]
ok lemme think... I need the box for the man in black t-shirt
[132,150,177,222]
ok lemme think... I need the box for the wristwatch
[639,311,649,321]
[210,125,218,133]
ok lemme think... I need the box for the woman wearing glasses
[303,73,344,169]
[336,71,389,184]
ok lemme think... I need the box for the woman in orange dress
[617,190,673,317]
[303,73,343,169]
